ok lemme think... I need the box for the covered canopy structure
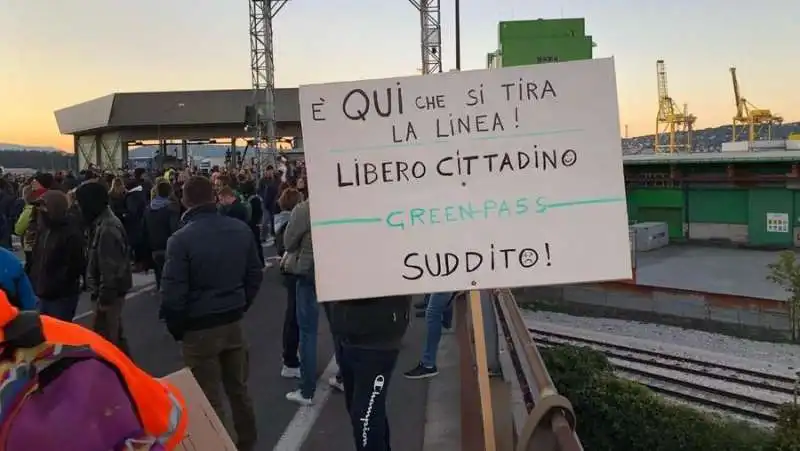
[54,88,301,170]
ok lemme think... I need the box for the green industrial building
[625,151,800,248]
[487,18,594,68]
[487,18,800,248]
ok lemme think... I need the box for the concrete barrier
[513,282,792,342]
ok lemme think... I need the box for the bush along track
[540,345,800,451]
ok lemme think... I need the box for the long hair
[109,177,126,197]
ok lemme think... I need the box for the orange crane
[655,60,696,153]
[729,67,782,143]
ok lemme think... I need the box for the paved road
[69,260,432,451]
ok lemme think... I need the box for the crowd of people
[0,158,420,451]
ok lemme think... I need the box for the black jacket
[144,197,180,252]
[86,208,133,304]
[30,200,85,300]
[160,204,263,338]
[328,295,411,349]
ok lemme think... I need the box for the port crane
[729,67,783,143]
[655,60,696,153]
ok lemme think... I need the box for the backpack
[0,325,163,450]
[236,192,252,223]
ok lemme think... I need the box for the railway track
[529,327,798,424]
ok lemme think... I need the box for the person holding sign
[327,294,411,451]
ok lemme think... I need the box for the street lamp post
[455,0,461,70]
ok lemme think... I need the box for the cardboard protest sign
[161,368,237,451]
[299,58,631,301]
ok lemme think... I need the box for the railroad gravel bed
[522,310,800,375]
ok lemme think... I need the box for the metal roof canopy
[53,88,301,142]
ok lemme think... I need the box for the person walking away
[29,190,86,321]
[160,176,262,451]
[258,165,280,239]
[403,291,457,379]
[124,177,149,272]
[108,177,127,223]
[145,181,180,290]
[15,176,50,274]
[328,295,411,451]
[14,185,36,274]
[75,181,133,354]
[240,180,264,265]
[0,179,17,250]
[0,246,37,310]
[282,198,319,405]
[274,187,303,379]
[217,186,250,224]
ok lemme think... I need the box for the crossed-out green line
[536,196,625,212]
[328,128,584,154]
[312,196,626,228]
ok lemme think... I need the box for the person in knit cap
[75,181,133,353]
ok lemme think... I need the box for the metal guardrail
[454,289,583,451]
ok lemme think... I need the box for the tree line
[0,151,74,171]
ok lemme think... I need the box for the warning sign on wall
[766,212,789,233]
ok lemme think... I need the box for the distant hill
[622,121,800,154]
[0,143,66,153]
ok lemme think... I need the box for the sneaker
[328,376,344,392]
[281,365,301,379]
[404,363,438,379]
[286,389,313,405]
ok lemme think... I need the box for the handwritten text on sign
[299,58,631,302]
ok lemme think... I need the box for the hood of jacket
[75,181,109,224]
[38,190,70,227]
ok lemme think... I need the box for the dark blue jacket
[0,247,37,310]
[160,205,263,338]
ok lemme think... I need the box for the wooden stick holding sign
[468,289,497,451]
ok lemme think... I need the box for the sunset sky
[0,0,794,151]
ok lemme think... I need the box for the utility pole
[249,0,288,172]
[454,0,461,70]
[408,0,442,75]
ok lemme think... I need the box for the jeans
[39,295,80,322]
[296,275,319,398]
[418,293,453,328]
[282,275,300,368]
[323,303,344,381]
[340,345,399,451]
[262,210,274,238]
[182,321,257,451]
[421,292,454,368]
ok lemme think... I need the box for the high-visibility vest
[0,292,188,450]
